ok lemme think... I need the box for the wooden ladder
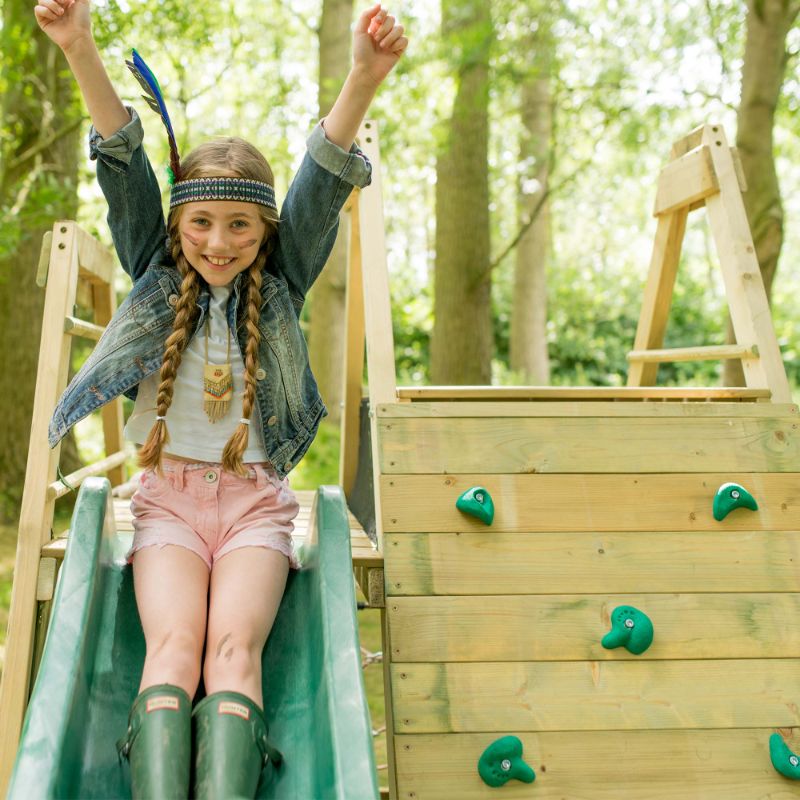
[626,122,791,402]
[0,222,126,793]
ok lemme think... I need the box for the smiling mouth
[203,255,236,268]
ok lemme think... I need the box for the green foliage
[290,420,341,490]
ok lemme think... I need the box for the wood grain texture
[378,417,800,473]
[384,530,800,595]
[391,659,800,732]
[380,473,800,533]
[388,593,800,661]
[394,730,800,799]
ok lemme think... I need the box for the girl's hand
[34,0,92,52]
[353,4,408,86]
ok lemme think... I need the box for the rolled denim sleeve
[273,121,372,309]
[90,106,169,282]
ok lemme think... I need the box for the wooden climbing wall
[377,398,800,799]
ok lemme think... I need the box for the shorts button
[204,470,217,483]
[283,461,292,472]
[267,415,278,426]
[168,294,179,307]
[256,368,266,380]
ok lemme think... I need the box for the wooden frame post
[0,222,125,794]
[627,123,791,402]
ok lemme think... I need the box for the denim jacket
[48,108,371,478]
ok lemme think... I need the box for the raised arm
[322,3,408,149]
[35,0,168,281]
[34,0,129,137]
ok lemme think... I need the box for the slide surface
[9,479,379,799]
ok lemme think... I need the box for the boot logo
[218,701,250,720]
[146,696,180,712]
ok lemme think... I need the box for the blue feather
[125,49,181,182]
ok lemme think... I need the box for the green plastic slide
[8,478,379,799]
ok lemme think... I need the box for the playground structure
[1,120,800,798]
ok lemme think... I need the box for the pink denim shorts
[128,458,301,570]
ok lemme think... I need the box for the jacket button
[283,461,292,472]
[267,415,278,426]
[168,294,178,307]
[256,368,266,380]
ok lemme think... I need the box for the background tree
[510,14,555,384]
[0,0,83,522]
[724,0,799,385]
[306,0,355,425]
[430,0,494,384]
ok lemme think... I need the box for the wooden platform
[42,491,382,570]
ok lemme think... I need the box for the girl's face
[178,200,267,286]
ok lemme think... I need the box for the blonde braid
[221,254,265,476]
[138,256,201,473]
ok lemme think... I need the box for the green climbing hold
[478,735,536,788]
[770,733,800,779]
[456,486,495,525]
[713,482,758,521]
[602,606,654,655]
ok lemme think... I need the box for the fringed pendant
[203,363,233,422]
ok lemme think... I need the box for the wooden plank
[395,730,800,799]
[93,281,125,488]
[388,593,800,661]
[75,223,115,285]
[702,125,790,402]
[653,145,718,217]
[0,221,79,793]
[377,401,799,418]
[384,530,800,596]
[46,450,128,501]
[63,316,104,341]
[397,386,770,401]
[627,344,758,363]
[339,189,365,495]
[391,659,800,733]
[626,208,689,387]
[378,417,800,474]
[380,473,800,533]
[358,120,397,406]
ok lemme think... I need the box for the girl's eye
[191,218,209,226]
[232,220,249,228]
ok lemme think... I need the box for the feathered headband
[125,49,277,211]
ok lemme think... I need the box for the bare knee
[204,632,263,688]
[143,628,204,694]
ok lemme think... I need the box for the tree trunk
[723,0,798,386]
[307,0,354,424]
[510,28,553,385]
[0,2,82,523]
[430,0,493,385]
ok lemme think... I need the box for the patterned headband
[126,49,276,210]
[169,177,277,210]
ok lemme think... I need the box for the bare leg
[203,547,289,706]
[133,545,210,697]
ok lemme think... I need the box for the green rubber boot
[116,684,191,799]
[192,691,283,800]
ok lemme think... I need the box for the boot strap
[259,732,284,767]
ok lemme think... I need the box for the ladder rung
[47,450,128,501]
[40,537,68,561]
[627,344,759,363]
[64,316,104,341]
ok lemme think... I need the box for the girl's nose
[208,225,229,251]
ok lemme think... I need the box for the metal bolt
[625,618,635,628]
[501,759,512,771]
[791,755,799,767]
[731,490,740,499]
[476,492,484,503]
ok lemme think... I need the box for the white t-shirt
[124,284,269,462]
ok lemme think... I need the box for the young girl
[35,1,407,797]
